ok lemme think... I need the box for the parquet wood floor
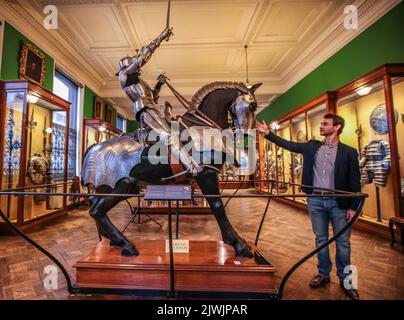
[0,190,403,300]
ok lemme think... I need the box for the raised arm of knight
[125,28,172,76]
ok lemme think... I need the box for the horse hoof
[121,246,139,257]
[234,241,254,258]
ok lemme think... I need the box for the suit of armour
[117,28,201,176]
[359,139,391,187]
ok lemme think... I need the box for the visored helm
[115,55,133,75]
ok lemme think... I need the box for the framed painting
[19,42,46,86]
[106,107,114,124]
[94,96,104,120]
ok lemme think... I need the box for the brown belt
[312,191,333,196]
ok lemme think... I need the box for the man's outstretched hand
[256,120,270,135]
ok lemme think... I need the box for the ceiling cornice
[280,0,400,92]
[0,0,105,95]
[1,0,400,109]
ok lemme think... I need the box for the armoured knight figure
[359,139,391,187]
[117,27,202,176]
[27,153,51,204]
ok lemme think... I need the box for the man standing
[256,114,361,300]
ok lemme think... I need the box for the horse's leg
[196,169,253,258]
[89,178,139,257]
[89,196,112,242]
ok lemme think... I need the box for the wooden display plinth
[74,239,276,296]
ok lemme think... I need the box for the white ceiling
[0,0,400,119]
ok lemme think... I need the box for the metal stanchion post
[167,200,177,297]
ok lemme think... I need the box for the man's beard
[320,130,332,136]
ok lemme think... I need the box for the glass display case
[256,64,404,232]
[261,135,276,193]
[0,80,70,229]
[276,120,293,197]
[218,148,253,189]
[254,132,262,190]
[391,76,404,212]
[82,119,122,158]
[336,65,404,226]
[307,103,327,140]
[291,113,307,203]
[337,80,393,223]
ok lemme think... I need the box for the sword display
[42,116,47,157]
[354,105,362,156]
[42,116,53,210]
[5,109,22,218]
[354,105,366,217]
[85,127,89,152]
[27,108,37,161]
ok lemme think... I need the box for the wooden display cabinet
[336,64,404,234]
[219,148,253,189]
[0,80,70,231]
[255,64,404,236]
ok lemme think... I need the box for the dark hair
[324,113,345,135]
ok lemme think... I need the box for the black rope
[255,197,271,246]
[0,209,76,294]
[0,190,366,199]
[223,175,246,208]
[0,183,367,299]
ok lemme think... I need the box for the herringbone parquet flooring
[0,190,403,300]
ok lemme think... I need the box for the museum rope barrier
[0,183,367,299]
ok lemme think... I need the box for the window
[116,114,126,133]
[53,69,79,178]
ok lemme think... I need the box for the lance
[166,0,171,30]
[28,108,37,160]
[42,116,52,209]
[42,116,47,157]
[354,105,362,156]
[85,127,89,151]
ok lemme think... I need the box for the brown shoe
[340,281,360,300]
[309,274,330,288]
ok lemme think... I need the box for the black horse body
[82,82,261,258]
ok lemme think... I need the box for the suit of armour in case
[359,139,391,187]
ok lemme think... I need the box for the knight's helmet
[115,55,133,75]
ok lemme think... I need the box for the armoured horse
[81,81,262,258]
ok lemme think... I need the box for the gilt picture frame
[94,96,104,120]
[106,106,114,124]
[19,42,46,86]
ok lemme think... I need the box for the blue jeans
[307,197,351,281]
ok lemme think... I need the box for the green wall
[83,86,121,128]
[0,21,122,130]
[127,120,139,133]
[103,99,117,127]
[83,85,97,119]
[1,21,54,91]
[258,1,404,122]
